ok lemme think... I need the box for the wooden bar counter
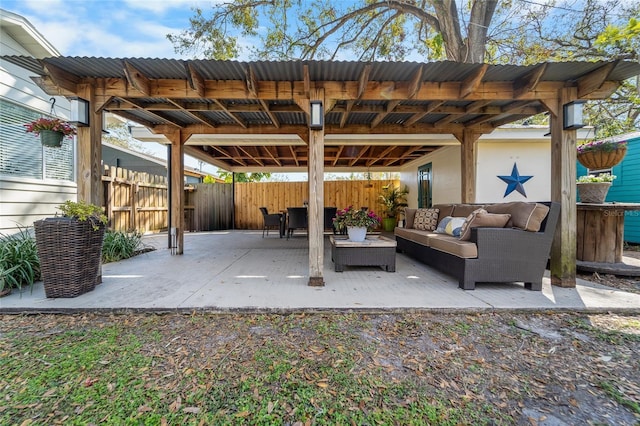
[576,203,640,263]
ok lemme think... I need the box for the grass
[0,227,39,292]
[1,312,639,425]
[101,229,146,263]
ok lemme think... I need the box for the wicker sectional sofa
[395,201,560,290]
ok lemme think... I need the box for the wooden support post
[76,84,102,206]
[549,88,577,287]
[308,89,325,286]
[458,130,480,203]
[167,132,186,255]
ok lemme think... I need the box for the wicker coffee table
[330,235,397,272]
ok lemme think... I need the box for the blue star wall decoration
[498,163,533,197]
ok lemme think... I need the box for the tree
[168,0,499,63]
[216,171,271,182]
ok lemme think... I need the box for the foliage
[203,174,218,184]
[378,184,409,219]
[216,171,271,183]
[333,206,381,231]
[577,173,616,183]
[168,0,500,63]
[24,117,76,138]
[101,230,146,263]
[57,201,108,230]
[577,138,627,154]
[0,227,39,292]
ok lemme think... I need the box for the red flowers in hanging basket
[24,117,76,138]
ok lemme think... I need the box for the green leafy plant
[577,173,616,183]
[102,230,146,263]
[577,139,627,154]
[57,200,108,230]
[333,206,381,231]
[378,185,409,219]
[0,226,40,292]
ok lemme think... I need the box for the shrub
[0,227,40,292]
[102,230,146,263]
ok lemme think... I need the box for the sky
[2,0,247,175]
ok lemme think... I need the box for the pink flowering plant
[24,117,76,138]
[577,138,627,154]
[333,206,381,231]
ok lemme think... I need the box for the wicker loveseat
[395,201,560,290]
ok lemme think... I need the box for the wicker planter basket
[577,182,612,204]
[577,146,627,170]
[34,218,105,298]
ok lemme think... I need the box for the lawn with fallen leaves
[1,312,638,425]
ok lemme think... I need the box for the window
[0,99,74,180]
[418,163,432,208]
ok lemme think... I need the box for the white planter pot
[347,226,367,242]
[577,182,611,203]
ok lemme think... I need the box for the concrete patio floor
[1,230,639,313]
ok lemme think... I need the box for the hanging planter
[39,129,65,147]
[24,117,76,148]
[577,139,627,170]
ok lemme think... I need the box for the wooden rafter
[577,61,618,98]
[371,100,400,129]
[407,65,423,99]
[459,64,488,98]
[123,61,151,96]
[513,63,547,99]
[213,99,247,128]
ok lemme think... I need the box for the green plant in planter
[0,226,40,294]
[378,185,409,231]
[57,200,108,230]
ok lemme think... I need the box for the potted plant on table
[378,185,409,232]
[24,117,76,148]
[576,173,616,203]
[333,206,381,242]
[34,201,107,298]
[577,138,627,170]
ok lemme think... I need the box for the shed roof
[5,56,640,171]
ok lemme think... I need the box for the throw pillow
[486,202,550,232]
[435,216,466,237]
[413,208,440,231]
[459,211,512,241]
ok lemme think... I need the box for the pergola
[11,56,640,287]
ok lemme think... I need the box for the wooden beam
[213,99,247,128]
[370,100,400,129]
[577,61,618,98]
[167,131,185,255]
[357,64,372,99]
[340,100,355,128]
[40,61,80,93]
[459,64,488,98]
[259,100,280,128]
[246,65,258,98]
[123,61,151,96]
[407,65,423,99]
[403,101,444,127]
[308,88,325,286]
[513,63,547,98]
[303,64,310,98]
[366,145,396,167]
[459,130,480,203]
[187,62,206,97]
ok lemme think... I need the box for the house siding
[578,133,640,244]
[1,12,76,235]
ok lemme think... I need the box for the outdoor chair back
[286,207,308,239]
[259,207,283,238]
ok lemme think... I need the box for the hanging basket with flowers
[24,117,76,148]
[577,138,627,170]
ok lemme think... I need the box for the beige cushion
[394,227,437,246]
[429,234,478,258]
[404,208,417,228]
[432,204,455,219]
[486,202,549,232]
[459,210,512,241]
[452,204,485,217]
[413,208,440,231]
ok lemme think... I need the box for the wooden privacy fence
[235,179,400,229]
[102,166,168,233]
[101,169,399,232]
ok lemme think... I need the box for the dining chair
[286,207,308,239]
[324,207,338,234]
[259,207,283,238]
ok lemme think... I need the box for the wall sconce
[563,100,586,130]
[69,97,90,127]
[309,100,323,130]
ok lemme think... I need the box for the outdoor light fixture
[309,100,323,130]
[563,100,586,130]
[69,97,90,127]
